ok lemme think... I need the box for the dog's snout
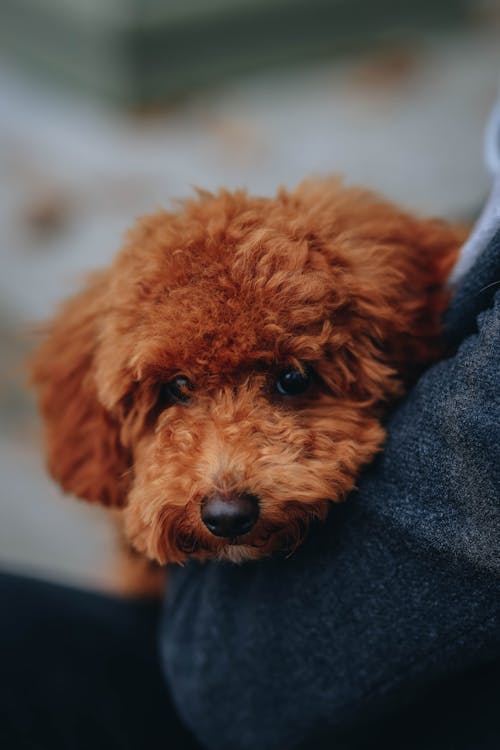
[201,491,260,538]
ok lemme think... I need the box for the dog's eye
[158,376,192,407]
[275,367,312,397]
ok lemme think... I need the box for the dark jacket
[161,231,500,750]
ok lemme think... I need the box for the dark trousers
[0,572,200,750]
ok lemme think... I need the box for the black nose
[201,491,260,538]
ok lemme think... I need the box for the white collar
[449,98,500,286]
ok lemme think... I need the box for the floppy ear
[30,272,131,507]
[292,179,465,376]
[369,215,465,376]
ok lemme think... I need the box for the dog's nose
[201,491,259,538]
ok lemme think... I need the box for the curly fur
[31,179,463,563]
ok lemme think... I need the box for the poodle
[31,180,464,564]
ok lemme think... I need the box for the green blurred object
[0,0,470,106]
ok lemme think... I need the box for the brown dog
[31,180,463,565]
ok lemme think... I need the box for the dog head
[31,181,461,563]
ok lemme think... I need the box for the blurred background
[1,0,499,589]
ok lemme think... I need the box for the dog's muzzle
[201,491,260,538]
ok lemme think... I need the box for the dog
[31,179,464,565]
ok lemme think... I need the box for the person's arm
[160,235,500,750]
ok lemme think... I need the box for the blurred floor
[0,23,499,588]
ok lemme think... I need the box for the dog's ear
[292,180,465,374]
[30,272,131,507]
[359,214,465,376]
